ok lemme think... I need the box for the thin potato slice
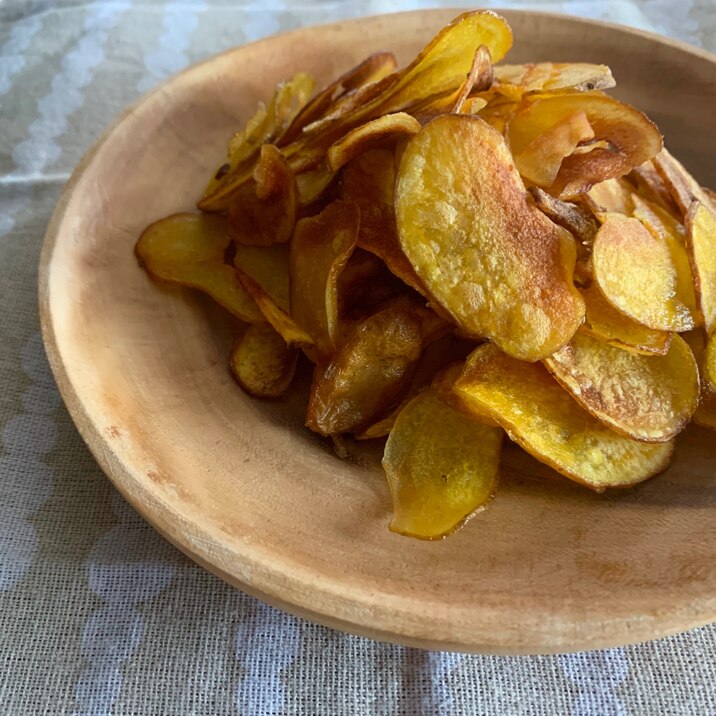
[653,148,716,216]
[230,325,298,398]
[705,333,716,393]
[581,284,672,355]
[592,212,697,331]
[494,62,615,95]
[228,145,297,246]
[233,244,290,311]
[685,201,716,334]
[295,165,336,206]
[586,177,635,215]
[290,200,360,357]
[631,192,685,243]
[327,113,421,172]
[454,343,674,490]
[544,331,698,442]
[382,389,501,539]
[135,213,263,323]
[628,160,680,214]
[396,114,584,361]
[306,305,423,435]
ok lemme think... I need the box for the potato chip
[454,343,674,490]
[631,192,685,243]
[228,145,297,246]
[135,213,263,323]
[544,331,698,442]
[458,96,488,115]
[581,284,672,355]
[396,114,585,361]
[382,388,501,539]
[295,165,336,206]
[592,212,697,331]
[586,177,635,215]
[685,201,716,335]
[653,148,716,217]
[233,244,290,310]
[305,305,423,435]
[230,324,298,398]
[705,333,716,393]
[327,113,420,173]
[341,149,425,294]
[513,110,595,187]
[628,160,680,214]
[507,93,662,197]
[290,200,360,357]
[494,62,615,95]
[200,73,314,211]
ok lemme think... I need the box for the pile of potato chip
[136,11,716,539]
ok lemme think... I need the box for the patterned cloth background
[1,0,715,714]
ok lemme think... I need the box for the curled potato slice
[135,213,263,323]
[382,389,501,539]
[454,343,674,490]
[581,284,672,355]
[653,148,716,217]
[306,305,423,435]
[544,331,698,442]
[327,112,421,172]
[290,200,360,357]
[629,160,680,214]
[685,201,716,334]
[592,212,697,332]
[631,192,685,245]
[586,177,635,215]
[228,145,297,246]
[396,114,585,361]
[494,62,615,95]
[230,325,298,398]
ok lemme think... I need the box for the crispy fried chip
[327,113,420,172]
[685,201,716,334]
[295,165,336,206]
[544,331,698,442]
[396,114,584,361]
[581,284,672,355]
[705,333,716,393]
[494,62,615,95]
[628,160,680,214]
[290,200,359,357]
[382,388,501,539]
[135,213,263,323]
[592,212,697,331]
[228,145,297,246]
[305,305,423,435]
[653,148,716,217]
[454,343,674,490]
[230,324,298,398]
[631,192,685,243]
[586,177,635,215]
[508,93,662,197]
[341,149,426,293]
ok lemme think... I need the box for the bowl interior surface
[41,9,716,654]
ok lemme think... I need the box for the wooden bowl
[40,9,716,654]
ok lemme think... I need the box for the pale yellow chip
[592,212,697,332]
[705,332,716,394]
[494,62,615,94]
[685,201,716,335]
[382,388,502,539]
[586,177,635,215]
[544,331,698,442]
[396,114,585,361]
[454,343,674,491]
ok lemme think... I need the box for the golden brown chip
[631,192,685,242]
[382,389,501,539]
[228,145,297,246]
[653,148,716,217]
[586,177,635,215]
[494,62,615,94]
[341,149,426,294]
[628,160,681,215]
[685,201,716,335]
[230,324,298,398]
[305,305,423,435]
[327,113,421,173]
[581,284,672,355]
[705,333,716,393]
[135,213,263,323]
[508,93,662,197]
[396,114,585,361]
[592,212,697,331]
[544,331,698,442]
[458,96,488,115]
[295,165,336,206]
[454,343,674,490]
[290,200,360,357]
[233,244,290,309]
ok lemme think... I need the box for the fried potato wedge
[581,284,672,355]
[396,114,584,361]
[685,201,716,335]
[135,213,263,323]
[494,62,615,95]
[592,212,697,331]
[544,331,698,442]
[230,324,298,398]
[306,305,423,435]
[228,145,297,246]
[454,343,674,490]
[508,93,662,197]
[290,200,360,357]
[382,389,501,539]
[342,149,425,294]
[327,113,420,172]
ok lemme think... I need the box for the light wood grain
[39,9,716,654]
